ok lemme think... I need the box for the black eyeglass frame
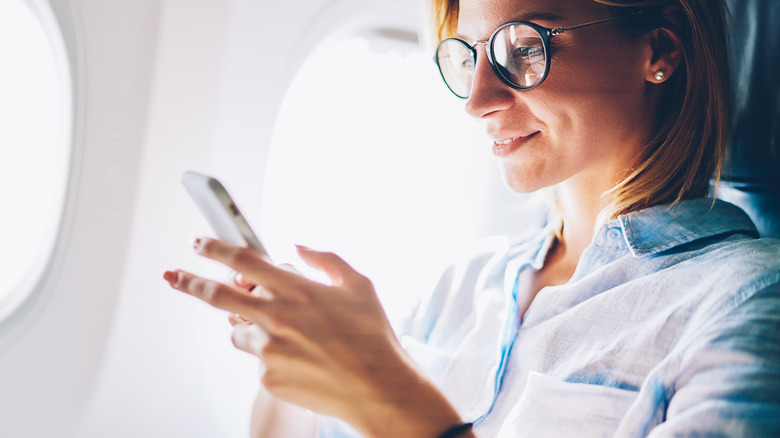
[434,12,641,98]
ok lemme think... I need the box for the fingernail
[193,237,203,253]
[235,272,252,287]
[163,270,179,287]
[295,244,313,252]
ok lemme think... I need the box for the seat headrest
[717,0,780,238]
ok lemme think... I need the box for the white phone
[181,171,272,263]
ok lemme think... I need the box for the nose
[464,44,515,119]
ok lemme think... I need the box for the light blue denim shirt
[319,198,780,437]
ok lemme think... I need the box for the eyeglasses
[434,13,640,98]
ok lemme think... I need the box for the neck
[555,179,612,263]
[524,180,610,293]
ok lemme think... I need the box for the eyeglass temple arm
[550,11,642,36]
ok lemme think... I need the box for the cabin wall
[0,0,427,437]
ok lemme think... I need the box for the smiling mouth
[492,132,540,156]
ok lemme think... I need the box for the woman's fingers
[194,238,303,294]
[164,270,271,328]
[228,312,246,326]
[164,241,428,426]
[295,245,367,288]
[224,271,260,325]
[277,263,300,275]
[232,322,270,357]
[226,270,256,290]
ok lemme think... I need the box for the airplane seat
[715,0,780,239]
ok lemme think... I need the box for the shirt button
[607,228,622,240]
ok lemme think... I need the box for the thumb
[295,245,361,287]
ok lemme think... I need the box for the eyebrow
[513,12,564,23]
[454,11,564,40]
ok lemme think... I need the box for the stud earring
[655,71,665,81]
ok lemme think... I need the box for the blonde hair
[428,0,460,44]
[427,0,731,222]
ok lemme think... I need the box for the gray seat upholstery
[716,0,780,238]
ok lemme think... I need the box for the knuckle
[261,307,296,338]
[259,338,277,359]
[259,369,279,391]
[225,270,239,285]
[259,348,288,386]
[262,311,285,335]
[176,272,191,289]
[230,329,241,347]
[200,281,225,306]
[232,324,267,355]
[260,370,280,391]
[230,327,246,349]
[200,237,219,254]
[251,285,271,298]
[229,248,258,272]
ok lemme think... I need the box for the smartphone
[181,171,272,262]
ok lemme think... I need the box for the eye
[460,57,475,69]
[513,46,544,58]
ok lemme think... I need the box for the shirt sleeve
[648,281,780,437]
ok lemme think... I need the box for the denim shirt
[319,199,780,437]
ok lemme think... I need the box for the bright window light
[0,0,71,321]
[261,35,527,325]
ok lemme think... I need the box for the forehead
[456,0,605,39]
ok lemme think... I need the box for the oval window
[261,34,531,323]
[0,0,72,321]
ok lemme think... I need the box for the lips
[491,131,540,157]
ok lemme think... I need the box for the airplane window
[0,0,71,321]
[262,35,531,325]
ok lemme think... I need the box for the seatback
[717,0,780,238]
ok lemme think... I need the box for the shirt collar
[613,198,759,257]
[505,223,557,269]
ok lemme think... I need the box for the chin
[500,167,551,194]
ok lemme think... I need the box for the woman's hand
[163,238,464,438]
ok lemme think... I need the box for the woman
[164,0,780,436]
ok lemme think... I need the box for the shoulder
[666,236,780,355]
[617,198,779,290]
[611,200,780,344]
[681,235,780,294]
[708,236,780,314]
[664,234,780,318]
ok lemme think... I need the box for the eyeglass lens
[436,23,547,98]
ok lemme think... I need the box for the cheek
[547,39,647,99]
[536,51,648,144]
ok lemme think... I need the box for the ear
[645,26,684,84]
